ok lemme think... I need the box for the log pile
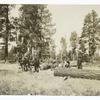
[54,67,100,80]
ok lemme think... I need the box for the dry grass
[0,63,100,95]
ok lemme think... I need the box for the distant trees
[70,31,78,49]
[70,31,78,60]
[49,39,56,60]
[60,37,67,60]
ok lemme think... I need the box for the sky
[10,5,100,53]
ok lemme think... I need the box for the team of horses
[17,52,71,72]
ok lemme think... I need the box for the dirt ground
[0,63,100,95]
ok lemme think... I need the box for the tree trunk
[54,67,100,80]
[4,5,9,62]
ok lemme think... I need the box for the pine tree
[18,4,55,60]
[0,5,10,62]
[81,10,100,62]
[60,37,67,61]
[0,4,16,62]
[70,31,78,60]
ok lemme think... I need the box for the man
[22,51,31,71]
[17,52,24,70]
[77,50,83,69]
[34,57,40,72]
[64,60,70,68]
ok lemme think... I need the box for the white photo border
[0,0,100,100]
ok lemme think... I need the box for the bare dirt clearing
[0,63,100,95]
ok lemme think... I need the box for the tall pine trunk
[4,5,9,62]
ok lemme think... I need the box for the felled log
[54,67,100,80]
[40,63,52,70]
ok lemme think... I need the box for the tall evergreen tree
[0,4,14,62]
[60,37,67,60]
[18,4,55,60]
[70,31,78,60]
[81,10,100,62]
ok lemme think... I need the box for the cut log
[40,63,52,70]
[54,67,100,80]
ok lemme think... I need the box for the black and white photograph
[0,3,100,96]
